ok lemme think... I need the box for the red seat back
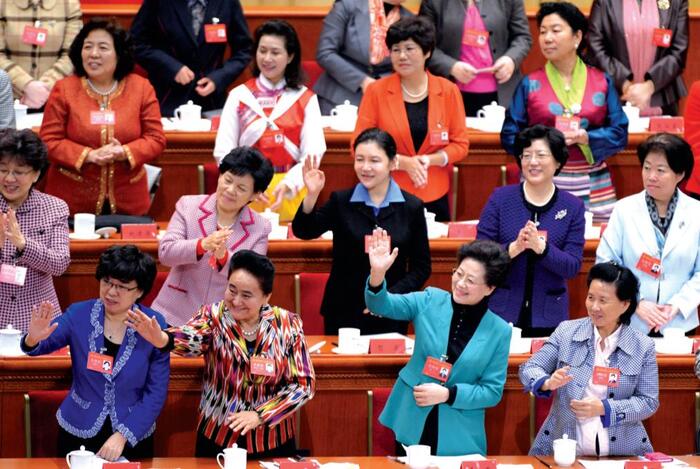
[370,387,395,456]
[141,270,169,308]
[203,162,219,194]
[535,394,554,431]
[26,390,69,457]
[302,60,324,89]
[505,163,521,185]
[296,273,328,335]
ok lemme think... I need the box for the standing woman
[40,18,166,216]
[478,125,585,337]
[420,0,532,114]
[365,237,511,455]
[587,0,688,116]
[214,20,326,222]
[292,128,430,334]
[353,16,470,222]
[501,2,628,223]
[314,0,413,114]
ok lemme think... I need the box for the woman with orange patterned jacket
[127,250,315,459]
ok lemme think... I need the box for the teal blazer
[365,283,512,455]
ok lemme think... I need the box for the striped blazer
[151,194,271,326]
[519,318,659,456]
[169,301,315,453]
[0,0,82,97]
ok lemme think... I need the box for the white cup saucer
[69,232,101,240]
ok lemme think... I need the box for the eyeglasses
[0,168,34,179]
[519,152,553,162]
[390,45,422,56]
[452,269,486,287]
[101,278,139,294]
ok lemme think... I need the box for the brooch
[657,0,670,10]
[555,209,568,220]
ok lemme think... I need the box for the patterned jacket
[0,0,82,97]
[520,318,659,456]
[170,301,315,452]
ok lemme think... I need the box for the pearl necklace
[401,79,428,99]
[523,182,556,207]
[87,78,118,97]
[240,321,260,339]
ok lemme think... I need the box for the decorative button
[609,392,614,398]
[610,436,616,442]
[642,437,647,443]
[544,430,550,436]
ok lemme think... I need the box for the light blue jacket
[596,190,700,333]
[520,318,659,456]
[365,283,511,456]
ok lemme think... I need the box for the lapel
[612,0,631,67]
[631,193,661,256]
[375,203,397,226]
[197,194,218,237]
[450,311,490,374]
[662,192,691,258]
[653,0,673,63]
[613,324,637,359]
[356,0,372,65]
[173,0,199,48]
[352,201,379,227]
[229,206,255,252]
[217,302,251,364]
[417,73,445,155]
[87,300,136,381]
[385,75,416,154]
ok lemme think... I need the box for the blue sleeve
[587,74,628,163]
[501,76,530,156]
[364,278,427,322]
[476,189,512,253]
[537,199,586,279]
[21,304,75,355]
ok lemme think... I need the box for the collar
[257,74,287,91]
[451,296,489,320]
[573,318,637,356]
[0,189,36,214]
[520,182,559,214]
[593,323,622,355]
[349,178,404,209]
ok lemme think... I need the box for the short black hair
[587,262,640,325]
[353,128,397,161]
[514,125,569,176]
[252,20,303,90]
[95,245,156,301]
[637,133,694,183]
[218,146,274,194]
[228,250,275,295]
[0,128,49,181]
[69,17,135,81]
[386,17,436,58]
[456,240,511,288]
[537,2,588,57]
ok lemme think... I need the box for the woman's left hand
[413,383,449,407]
[269,182,293,210]
[226,411,262,435]
[492,56,515,84]
[195,77,216,97]
[570,397,604,419]
[564,129,588,146]
[96,432,127,461]
[621,81,654,111]
[4,209,26,251]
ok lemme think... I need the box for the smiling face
[538,13,581,63]
[586,279,629,335]
[99,277,142,316]
[642,151,685,205]
[353,141,392,193]
[0,156,39,207]
[81,29,118,83]
[224,269,271,325]
[451,258,496,305]
[390,39,430,79]
[520,138,560,186]
[215,171,257,215]
[256,34,292,85]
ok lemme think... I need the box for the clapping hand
[368,228,399,287]
[520,220,545,254]
[25,301,58,348]
[125,308,168,348]
[491,56,515,84]
[4,209,26,251]
[541,365,573,392]
[564,129,588,147]
[201,228,233,258]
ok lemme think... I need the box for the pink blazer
[152,194,271,325]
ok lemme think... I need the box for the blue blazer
[477,184,586,328]
[597,190,700,333]
[519,318,659,456]
[365,284,511,455]
[23,300,170,447]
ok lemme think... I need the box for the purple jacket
[477,184,585,328]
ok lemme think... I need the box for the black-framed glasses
[100,278,139,294]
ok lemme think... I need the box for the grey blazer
[419,0,532,107]
[586,0,688,111]
[314,0,412,111]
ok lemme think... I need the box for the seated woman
[597,133,700,334]
[477,125,585,337]
[0,128,69,332]
[21,245,169,461]
[501,2,628,223]
[353,16,470,222]
[292,128,430,334]
[314,0,412,114]
[152,146,274,326]
[214,20,326,222]
[40,18,166,216]
[520,262,659,456]
[364,236,511,455]
[127,250,315,459]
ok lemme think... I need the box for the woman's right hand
[636,300,669,332]
[302,155,325,196]
[450,61,478,85]
[125,308,168,348]
[26,301,58,348]
[368,228,399,286]
[541,365,572,391]
[86,145,116,166]
[398,155,428,188]
[201,228,233,253]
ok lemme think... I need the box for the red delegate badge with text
[22,25,48,46]
[461,461,497,469]
[87,351,114,375]
[653,28,673,48]
[90,110,116,126]
[251,356,276,377]
[593,366,620,388]
[259,130,285,150]
[423,356,452,383]
[204,24,227,43]
[555,116,581,132]
[462,29,489,47]
[636,253,662,279]
[429,130,449,145]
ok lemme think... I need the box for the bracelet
[439,150,449,167]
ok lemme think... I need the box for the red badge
[22,25,48,46]
[369,339,406,354]
[461,461,497,469]
[636,252,662,279]
[625,462,661,469]
[365,234,391,254]
[87,351,113,375]
[259,129,285,150]
[204,23,227,43]
[592,366,620,388]
[462,29,490,47]
[555,116,581,132]
[652,28,673,48]
[0,264,27,286]
[429,130,449,145]
[90,110,116,126]
[251,356,276,377]
[423,356,452,383]
[121,223,158,240]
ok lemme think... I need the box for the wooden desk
[1,340,698,459]
[150,130,645,222]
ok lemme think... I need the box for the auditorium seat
[24,390,69,457]
[367,388,394,456]
[529,392,554,444]
[141,271,168,307]
[302,61,323,89]
[197,163,219,194]
[294,273,328,335]
[502,163,521,186]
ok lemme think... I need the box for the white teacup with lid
[174,100,202,126]
[216,444,247,469]
[0,324,23,356]
[552,433,577,467]
[330,100,358,132]
[476,101,506,131]
[406,444,431,469]
[65,445,95,469]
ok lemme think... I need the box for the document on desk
[398,454,485,469]
[579,459,688,469]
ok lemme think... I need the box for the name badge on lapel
[251,356,275,377]
[462,29,489,48]
[593,366,620,388]
[87,351,113,375]
[22,25,48,46]
[636,252,662,279]
[423,356,452,383]
[555,116,581,132]
[90,110,116,126]
[429,130,449,146]
[652,28,672,47]
[259,129,285,150]
[0,264,27,286]
[204,23,227,43]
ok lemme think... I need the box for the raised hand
[520,220,545,254]
[368,228,399,286]
[302,155,325,197]
[541,365,573,392]
[26,301,58,347]
[125,308,169,348]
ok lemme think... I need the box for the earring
[575,43,579,49]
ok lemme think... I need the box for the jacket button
[642,437,647,443]
[611,436,616,442]
[10,296,16,301]
[609,392,614,398]
[544,430,550,436]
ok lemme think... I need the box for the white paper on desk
[398,454,486,469]
[578,460,628,469]
[319,464,360,469]
[497,465,535,469]
[94,456,129,467]
[362,332,415,354]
